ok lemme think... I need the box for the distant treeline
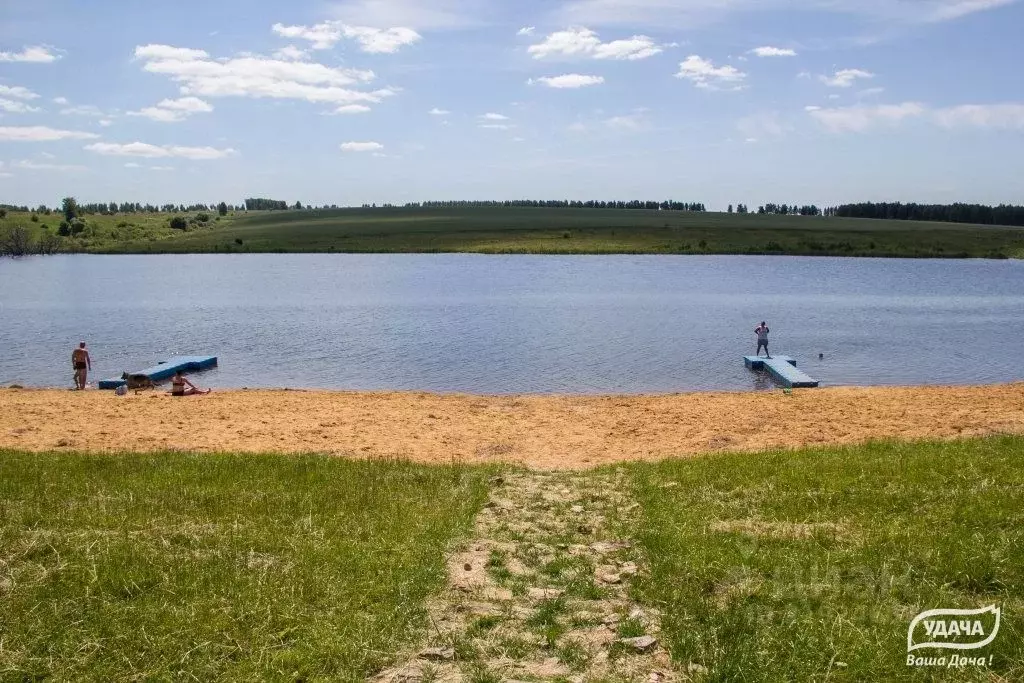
[5,199,1024,227]
[824,202,1024,227]
[1,202,244,215]
[401,200,708,211]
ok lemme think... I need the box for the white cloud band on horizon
[0,126,100,142]
[85,141,236,159]
[805,102,1024,132]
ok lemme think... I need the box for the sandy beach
[1,384,1021,469]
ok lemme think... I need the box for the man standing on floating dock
[755,322,771,359]
[71,342,91,390]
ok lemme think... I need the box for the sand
[1,384,1022,469]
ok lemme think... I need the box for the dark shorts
[757,340,769,348]
[74,362,87,370]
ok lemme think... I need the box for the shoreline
[2,383,1022,469]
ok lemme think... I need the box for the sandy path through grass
[374,470,691,683]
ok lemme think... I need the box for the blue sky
[1,0,1022,210]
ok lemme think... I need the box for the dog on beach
[121,372,155,392]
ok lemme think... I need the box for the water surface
[1,254,1022,393]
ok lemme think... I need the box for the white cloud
[568,110,648,132]
[479,123,514,130]
[528,27,663,61]
[750,46,797,57]
[675,55,747,90]
[149,166,175,171]
[552,0,1017,28]
[340,141,384,152]
[128,96,214,122]
[0,85,40,100]
[134,44,392,107]
[331,104,372,114]
[429,107,450,115]
[61,104,106,117]
[808,102,925,132]
[273,45,309,61]
[804,105,822,111]
[517,26,536,35]
[0,126,100,142]
[933,103,1024,129]
[12,159,88,172]
[0,98,41,114]
[928,0,1017,21]
[271,21,422,53]
[85,141,236,159]
[0,45,61,63]
[53,96,69,105]
[481,112,509,121]
[809,101,1024,133]
[857,86,886,98]
[99,119,114,127]
[745,137,758,143]
[820,68,874,88]
[135,44,210,61]
[529,74,605,88]
[124,162,142,168]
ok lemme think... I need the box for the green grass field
[1,437,1020,681]
[0,451,490,681]
[629,436,1024,681]
[5,207,1024,257]
[108,207,1024,258]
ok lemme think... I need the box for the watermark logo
[907,605,1000,668]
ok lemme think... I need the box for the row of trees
[14,201,248,217]
[755,203,823,216]
[825,202,1024,227]
[405,200,708,211]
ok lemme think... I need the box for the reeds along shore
[1,383,1022,468]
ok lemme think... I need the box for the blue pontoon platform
[98,356,218,390]
[744,355,819,388]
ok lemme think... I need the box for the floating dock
[98,356,218,390]
[744,355,819,388]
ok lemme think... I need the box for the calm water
[1,254,1022,393]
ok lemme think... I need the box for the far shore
[2,383,1021,469]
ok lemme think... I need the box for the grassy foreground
[0,451,490,681]
[4,207,1020,258]
[630,436,1024,681]
[1,437,1021,681]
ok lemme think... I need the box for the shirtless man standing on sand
[71,342,91,390]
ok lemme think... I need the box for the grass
[0,450,491,682]
[0,210,244,255]
[628,435,1024,681]
[3,206,1018,258]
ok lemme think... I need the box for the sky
[1,0,1023,210]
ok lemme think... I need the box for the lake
[1,254,1022,393]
